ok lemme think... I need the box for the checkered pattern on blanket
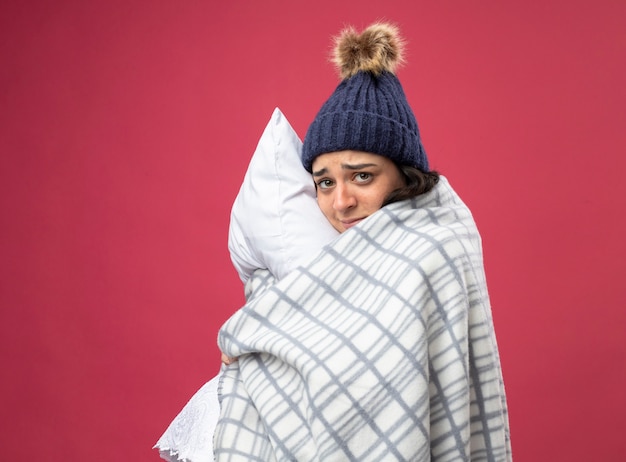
[215,177,511,461]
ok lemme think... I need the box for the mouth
[340,218,364,230]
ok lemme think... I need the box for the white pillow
[228,108,339,283]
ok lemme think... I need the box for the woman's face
[312,150,405,233]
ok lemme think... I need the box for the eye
[353,172,372,183]
[316,179,334,190]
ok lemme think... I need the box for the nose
[333,183,356,211]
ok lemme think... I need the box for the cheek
[368,183,395,206]
[383,175,405,198]
[389,170,406,189]
[316,195,333,218]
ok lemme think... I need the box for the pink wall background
[1,1,625,460]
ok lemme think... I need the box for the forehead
[312,150,390,169]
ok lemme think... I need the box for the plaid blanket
[214,177,511,461]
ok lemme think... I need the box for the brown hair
[383,165,440,206]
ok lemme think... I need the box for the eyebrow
[312,162,378,177]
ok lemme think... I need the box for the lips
[340,218,364,229]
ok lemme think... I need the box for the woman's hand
[221,352,238,365]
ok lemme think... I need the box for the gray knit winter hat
[302,23,428,173]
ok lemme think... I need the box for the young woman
[214,23,512,461]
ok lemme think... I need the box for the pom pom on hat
[302,22,429,173]
[332,22,405,79]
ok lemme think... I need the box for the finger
[221,353,238,365]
